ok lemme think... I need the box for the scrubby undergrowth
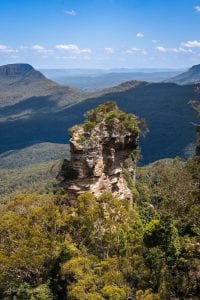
[0,102,199,299]
[0,156,199,299]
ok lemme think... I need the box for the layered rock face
[59,102,140,200]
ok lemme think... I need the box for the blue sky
[0,0,200,69]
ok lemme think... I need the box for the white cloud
[156,46,192,53]
[32,44,45,51]
[0,45,18,53]
[178,47,193,53]
[182,40,200,48]
[104,47,114,54]
[64,9,77,16]
[194,5,200,12]
[156,46,175,52]
[31,44,53,54]
[55,44,91,54]
[136,32,144,38]
[126,47,147,55]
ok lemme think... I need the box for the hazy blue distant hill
[0,63,88,107]
[40,68,106,78]
[55,81,199,163]
[41,68,182,91]
[166,64,200,85]
[1,77,199,164]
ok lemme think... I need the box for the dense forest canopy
[0,102,200,299]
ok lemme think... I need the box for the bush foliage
[0,155,200,300]
[0,102,200,299]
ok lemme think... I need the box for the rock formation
[59,102,140,200]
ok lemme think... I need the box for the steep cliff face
[59,102,140,200]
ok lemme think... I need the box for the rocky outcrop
[59,102,140,200]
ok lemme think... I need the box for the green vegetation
[69,101,140,137]
[123,168,139,198]
[86,101,118,122]
[0,102,200,299]
[0,154,199,299]
[0,160,59,197]
[0,143,69,196]
[88,101,139,135]
[0,193,66,298]
[83,120,96,132]
[0,143,69,169]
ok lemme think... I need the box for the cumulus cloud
[32,44,45,51]
[126,47,147,55]
[0,45,18,53]
[136,32,144,38]
[182,40,200,48]
[104,47,114,54]
[31,44,53,54]
[194,5,200,12]
[156,46,192,53]
[55,44,91,54]
[64,9,77,16]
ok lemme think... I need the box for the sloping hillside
[0,63,88,108]
[0,142,69,169]
[0,79,199,163]
[166,64,200,85]
[0,142,69,195]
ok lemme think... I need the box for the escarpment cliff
[59,102,140,200]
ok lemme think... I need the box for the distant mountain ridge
[166,64,200,85]
[0,63,88,108]
[1,63,200,164]
[1,77,200,163]
[1,63,27,75]
[42,68,182,91]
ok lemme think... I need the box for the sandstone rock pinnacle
[59,101,140,200]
